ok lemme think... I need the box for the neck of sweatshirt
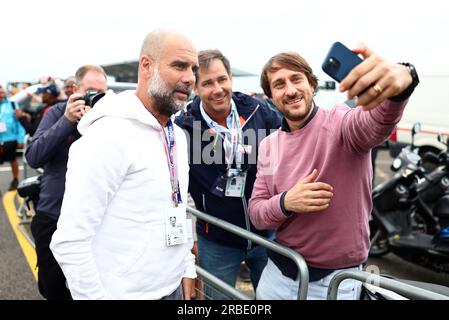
[281,103,318,132]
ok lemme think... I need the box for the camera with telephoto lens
[77,90,106,107]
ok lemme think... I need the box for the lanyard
[228,107,243,172]
[160,119,182,207]
[201,102,243,172]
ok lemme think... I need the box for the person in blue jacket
[0,85,26,191]
[25,65,108,300]
[175,49,282,299]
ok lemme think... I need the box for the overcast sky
[1,0,448,87]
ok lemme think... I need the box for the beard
[147,66,191,117]
[283,92,314,123]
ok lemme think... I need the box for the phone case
[322,42,363,82]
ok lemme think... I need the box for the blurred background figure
[54,78,67,102]
[0,85,26,190]
[63,76,77,98]
[15,83,62,136]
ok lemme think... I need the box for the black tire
[369,218,390,256]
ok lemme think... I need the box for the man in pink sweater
[248,44,419,299]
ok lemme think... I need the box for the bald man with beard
[50,30,199,300]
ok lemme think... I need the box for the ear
[140,55,153,78]
[194,86,199,96]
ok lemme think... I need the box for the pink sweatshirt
[249,100,407,269]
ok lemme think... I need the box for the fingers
[300,203,330,213]
[64,94,90,124]
[286,171,335,214]
[300,169,318,184]
[358,63,411,110]
[307,182,333,192]
[307,189,333,199]
[68,93,84,104]
[304,197,332,206]
[358,81,392,111]
[340,54,378,97]
[351,42,375,59]
[81,105,91,117]
[339,45,413,111]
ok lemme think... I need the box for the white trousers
[256,259,362,300]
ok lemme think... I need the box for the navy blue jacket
[25,102,80,220]
[175,92,282,249]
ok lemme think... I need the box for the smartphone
[322,42,363,82]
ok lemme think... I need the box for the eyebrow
[291,73,304,79]
[272,78,285,86]
[171,60,189,68]
[200,79,212,86]
[170,60,199,73]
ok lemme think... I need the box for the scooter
[384,132,449,236]
[370,149,449,273]
[390,122,442,173]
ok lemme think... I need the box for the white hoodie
[50,90,195,300]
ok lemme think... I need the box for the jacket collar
[177,92,261,130]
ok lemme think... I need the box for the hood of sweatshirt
[77,90,161,135]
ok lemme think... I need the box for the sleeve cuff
[183,252,197,279]
[280,191,293,217]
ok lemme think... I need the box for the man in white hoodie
[50,30,199,300]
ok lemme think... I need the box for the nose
[212,82,224,95]
[182,69,195,88]
[285,80,297,97]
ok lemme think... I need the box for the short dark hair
[260,52,318,98]
[196,49,231,85]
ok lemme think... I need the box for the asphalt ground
[1,149,449,300]
[0,158,42,299]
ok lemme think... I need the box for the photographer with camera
[25,65,108,300]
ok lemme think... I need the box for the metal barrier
[187,207,309,300]
[327,270,449,300]
[196,266,253,300]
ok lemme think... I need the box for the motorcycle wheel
[369,219,390,256]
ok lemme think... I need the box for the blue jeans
[197,235,268,300]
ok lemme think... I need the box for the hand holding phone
[322,42,363,83]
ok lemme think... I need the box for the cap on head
[37,83,61,97]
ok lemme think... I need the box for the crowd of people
[2,29,419,300]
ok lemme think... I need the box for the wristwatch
[400,62,420,88]
[389,62,420,102]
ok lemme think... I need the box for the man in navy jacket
[175,49,281,299]
[25,65,108,300]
